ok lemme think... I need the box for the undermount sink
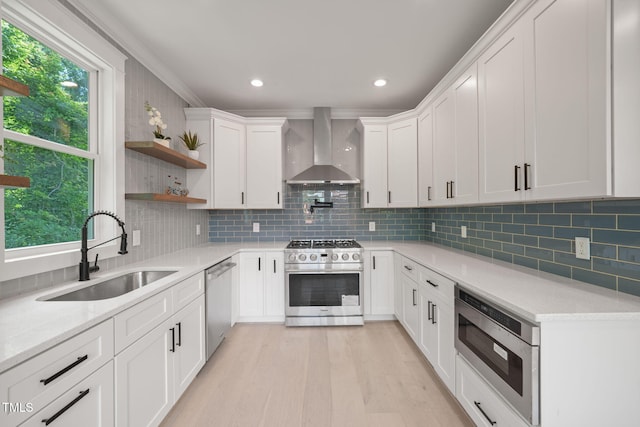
[45,270,178,301]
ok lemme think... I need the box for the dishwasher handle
[207,261,237,280]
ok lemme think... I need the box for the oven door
[455,298,539,425]
[285,267,363,317]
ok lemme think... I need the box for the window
[1,0,125,281]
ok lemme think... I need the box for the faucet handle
[89,254,100,273]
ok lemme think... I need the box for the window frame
[0,0,126,281]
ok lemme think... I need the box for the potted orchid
[179,131,203,160]
[144,101,171,147]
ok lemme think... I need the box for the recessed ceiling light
[251,79,264,87]
[60,81,78,88]
[374,79,387,87]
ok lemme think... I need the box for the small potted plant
[144,101,171,147]
[179,130,203,160]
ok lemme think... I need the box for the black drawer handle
[42,388,90,425]
[176,322,182,347]
[170,327,176,352]
[474,401,497,425]
[404,265,413,272]
[426,279,438,288]
[427,301,432,320]
[412,289,417,306]
[40,355,88,386]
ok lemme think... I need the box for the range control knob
[310,254,318,261]
[299,254,307,261]
[331,253,339,261]
[352,253,361,261]
[288,254,296,262]
[342,253,349,261]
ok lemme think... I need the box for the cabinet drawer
[20,361,114,427]
[172,272,204,313]
[418,266,455,302]
[456,355,529,427]
[0,320,113,426]
[114,290,173,354]
[399,257,418,281]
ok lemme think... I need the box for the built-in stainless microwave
[455,287,540,425]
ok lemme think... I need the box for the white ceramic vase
[153,138,170,148]
[187,150,200,160]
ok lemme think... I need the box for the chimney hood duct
[287,107,360,184]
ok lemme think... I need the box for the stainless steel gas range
[285,239,364,326]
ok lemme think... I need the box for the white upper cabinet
[418,107,434,206]
[359,123,388,208]
[523,0,608,200]
[214,119,246,209]
[246,125,284,209]
[186,109,287,209]
[432,90,455,204]
[359,116,418,208]
[387,117,418,207]
[478,20,527,203]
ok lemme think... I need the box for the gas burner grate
[312,240,336,248]
[334,239,361,248]
[286,240,311,249]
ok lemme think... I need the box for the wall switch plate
[369,221,376,231]
[196,224,201,236]
[432,222,436,232]
[576,237,590,260]
[253,222,260,232]
[461,225,467,238]
[132,230,141,247]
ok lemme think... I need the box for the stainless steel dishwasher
[205,257,236,360]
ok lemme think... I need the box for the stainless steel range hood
[287,107,360,184]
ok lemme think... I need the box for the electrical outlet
[132,230,141,247]
[461,225,467,238]
[431,222,436,232]
[196,224,201,236]
[369,221,376,231]
[253,222,260,232]
[575,237,590,260]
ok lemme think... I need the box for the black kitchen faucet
[79,211,128,281]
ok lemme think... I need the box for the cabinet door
[186,116,215,208]
[432,298,455,393]
[264,252,285,317]
[214,118,246,208]
[361,124,388,208]
[173,295,206,401]
[432,90,455,204]
[452,64,479,204]
[21,361,114,427]
[479,21,526,203]
[387,118,418,207]
[237,252,265,318]
[115,319,174,427]
[401,275,419,340]
[393,253,404,321]
[418,108,434,206]
[419,285,437,362]
[246,125,283,209]
[370,251,394,315]
[524,0,608,200]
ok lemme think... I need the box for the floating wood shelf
[0,75,29,97]
[0,174,30,188]
[125,193,206,204]
[125,141,206,169]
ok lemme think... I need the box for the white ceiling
[70,0,513,116]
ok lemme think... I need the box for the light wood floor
[160,321,473,427]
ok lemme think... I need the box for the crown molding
[227,108,404,120]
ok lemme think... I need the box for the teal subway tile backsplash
[425,200,640,297]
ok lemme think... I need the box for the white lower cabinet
[456,354,529,427]
[21,361,114,427]
[401,274,420,340]
[365,250,395,316]
[172,295,206,400]
[237,251,284,322]
[393,253,404,321]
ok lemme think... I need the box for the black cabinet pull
[404,265,413,271]
[373,256,376,270]
[241,192,245,204]
[427,186,431,201]
[515,165,521,191]
[366,191,370,204]
[170,327,176,352]
[41,389,90,425]
[412,289,417,306]
[388,191,391,204]
[450,181,454,198]
[176,322,182,347]
[474,401,497,425]
[426,279,438,288]
[277,192,280,205]
[524,163,531,190]
[258,257,261,271]
[40,355,88,386]
[432,304,437,324]
[273,259,276,273]
[446,181,451,199]
[427,301,432,320]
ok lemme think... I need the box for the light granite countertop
[2,240,640,373]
